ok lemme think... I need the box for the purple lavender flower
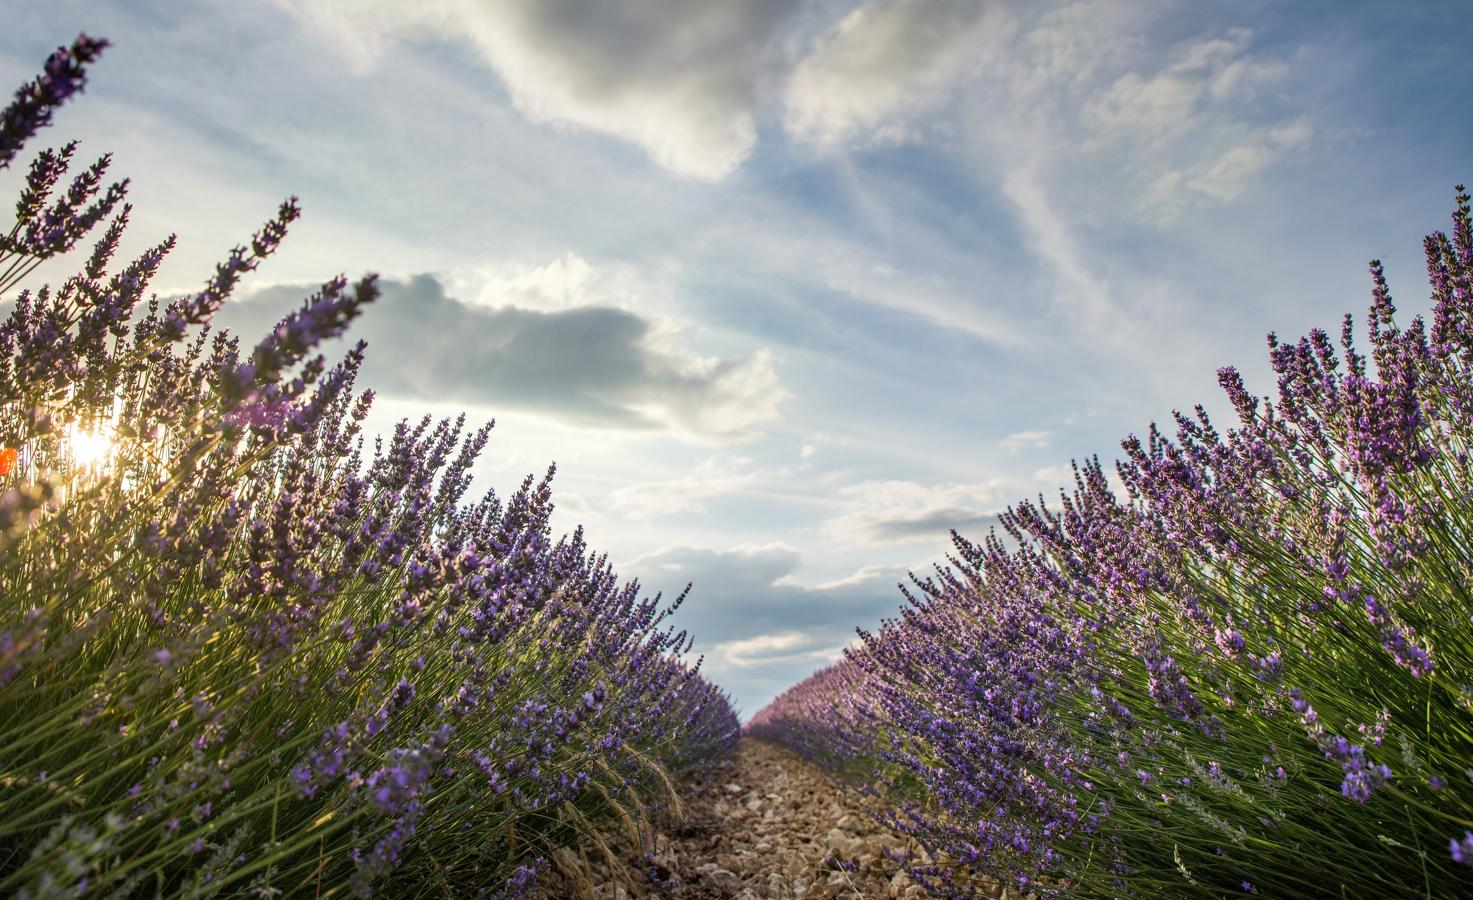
[0,35,108,170]
[1452,832,1473,867]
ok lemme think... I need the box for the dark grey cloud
[219,274,781,439]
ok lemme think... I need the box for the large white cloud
[277,0,797,180]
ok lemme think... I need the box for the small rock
[836,814,860,832]
[726,782,744,794]
[706,868,742,892]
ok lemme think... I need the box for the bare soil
[539,739,1023,899]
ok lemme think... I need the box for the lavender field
[4,7,1472,900]
[750,192,1473,895]
[0,36,737,897]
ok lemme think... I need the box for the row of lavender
[0,36,738,897]
[751,191,1473,895]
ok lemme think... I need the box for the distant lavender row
[0,35,738,897]
[751,191,1473,896]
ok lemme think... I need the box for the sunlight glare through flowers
[68,426,113,469]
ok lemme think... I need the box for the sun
[68,427,114,469]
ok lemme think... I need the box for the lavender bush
[752,192,1473,897]
[745,661,882,778]
[0,35,738,897]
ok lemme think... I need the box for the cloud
[1032,463,1074,487]
[1085,30,1286,145]
[1190,143,1280,200]
[1020,3,1152,95]
[447,253,601,313]
[822,478,1008,546]
[896,9,1320,361]
[625,542,909,715]
[628,542,899,636]
[1000,429,1052,452]
[812,562,908,591]
[1000,164,1118,328]
[706,631,849,669]
[1147,119,1313,210]
[784,0,1000,148]
[607,456,765,519]
[863,506,1001,540]
[1053,26,1311,220]
[1088,68,1205,145]
[220,274,784,441]
[278,0,797,179]
[704,210,1031,348]
[813,247,1030,346]
[1066,27,1310,222]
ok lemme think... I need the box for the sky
[2,0,1469,717]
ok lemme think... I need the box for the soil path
[543,739,1018,899]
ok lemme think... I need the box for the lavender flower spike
[0,34,109,170]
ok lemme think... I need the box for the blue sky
[3,0,1468,716]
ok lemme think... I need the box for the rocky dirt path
[542,739,1016,899]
